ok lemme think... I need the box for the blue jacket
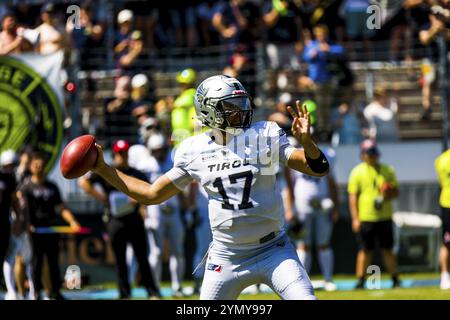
[303,41,345,84]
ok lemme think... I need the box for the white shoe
[242,284,259,295]
[4,292,17,300]
[440,279,450,290]
[324,281,338,292]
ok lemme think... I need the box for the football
[60,135,98,179]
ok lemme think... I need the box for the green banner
[0,55,63,173]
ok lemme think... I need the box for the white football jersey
[291,147,336,218]
[292,171,330,218]
[166,121,295,249]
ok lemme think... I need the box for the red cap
[361,139,380,156]
[112,140,130,153]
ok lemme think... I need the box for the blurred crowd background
[1,0,449,148]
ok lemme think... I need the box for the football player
[89,75,330,300]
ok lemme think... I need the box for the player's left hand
[287,100,312,145]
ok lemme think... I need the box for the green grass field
[172,287,449,300]
[85,273,449,300]
[170,273,449,300]
[237,287,450,300]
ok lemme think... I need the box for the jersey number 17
[213,170,254,210]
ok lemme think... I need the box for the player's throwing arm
[91,145,181,205]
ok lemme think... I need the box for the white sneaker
[242,284,259,295]
[324,281,338,292]
[4,292,17,300]
[440,279,450,290]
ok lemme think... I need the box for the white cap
[0,149,17,166]
[147,133,167,151]
[131,74,149,88]
[117,9,133,24]
[278,92,292,104]
[141,117,158,130]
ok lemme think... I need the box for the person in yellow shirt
[171,68,198,146]
[435,149,450,290]
[348,139,400,289]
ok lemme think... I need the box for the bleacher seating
[76,60,445,143]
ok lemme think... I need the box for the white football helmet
[194,75,253,135]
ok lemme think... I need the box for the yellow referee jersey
[348,162,398,222]
[435,149,450,208]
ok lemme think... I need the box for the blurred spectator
[130,73,154,126]
[198,0,223,46]
[123,1,158,49]
[419,2,450,120]
[331,102,364,145]
[21,152,81,300]
[212,0,261,46]
[286,148,339,292]
[0,150,23,300]
[138,117,162,146]
[104,76,138,144]
[171,68,198,146]
[66,3,104,70]
[342,0,373,38]
[0,12,33,55]
[79,141,160,299]
[387,1,413,63]
[262,0,303,71]
[154,96,175,139]
[363,87,400,142]
[348,139,400,289]
[167,0,201,47]
[435,147,450,290]
[300,0,345,43]
[419,58,436,120]
[107,75,132,113]
[35,3,68,55]
[341,0,374,57]
[9,145,32,186]
[13,4,41,29]
[139,133,186,297]
[1,149,34,301]
[0,149,18,178]
[419,0,450,46]
[114,9,143,72]
[223,44,257,95]
[267,92,295,134]
[303,25,344,131]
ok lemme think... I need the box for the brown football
[60,135,98,179]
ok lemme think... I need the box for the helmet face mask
[195,75,253,135]
[218,97,252,129]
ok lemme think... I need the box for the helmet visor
[218,97,252,128]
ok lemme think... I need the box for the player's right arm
[90,145,181,206]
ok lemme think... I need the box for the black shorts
[357,220,394,251]
[441,207,450,246]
